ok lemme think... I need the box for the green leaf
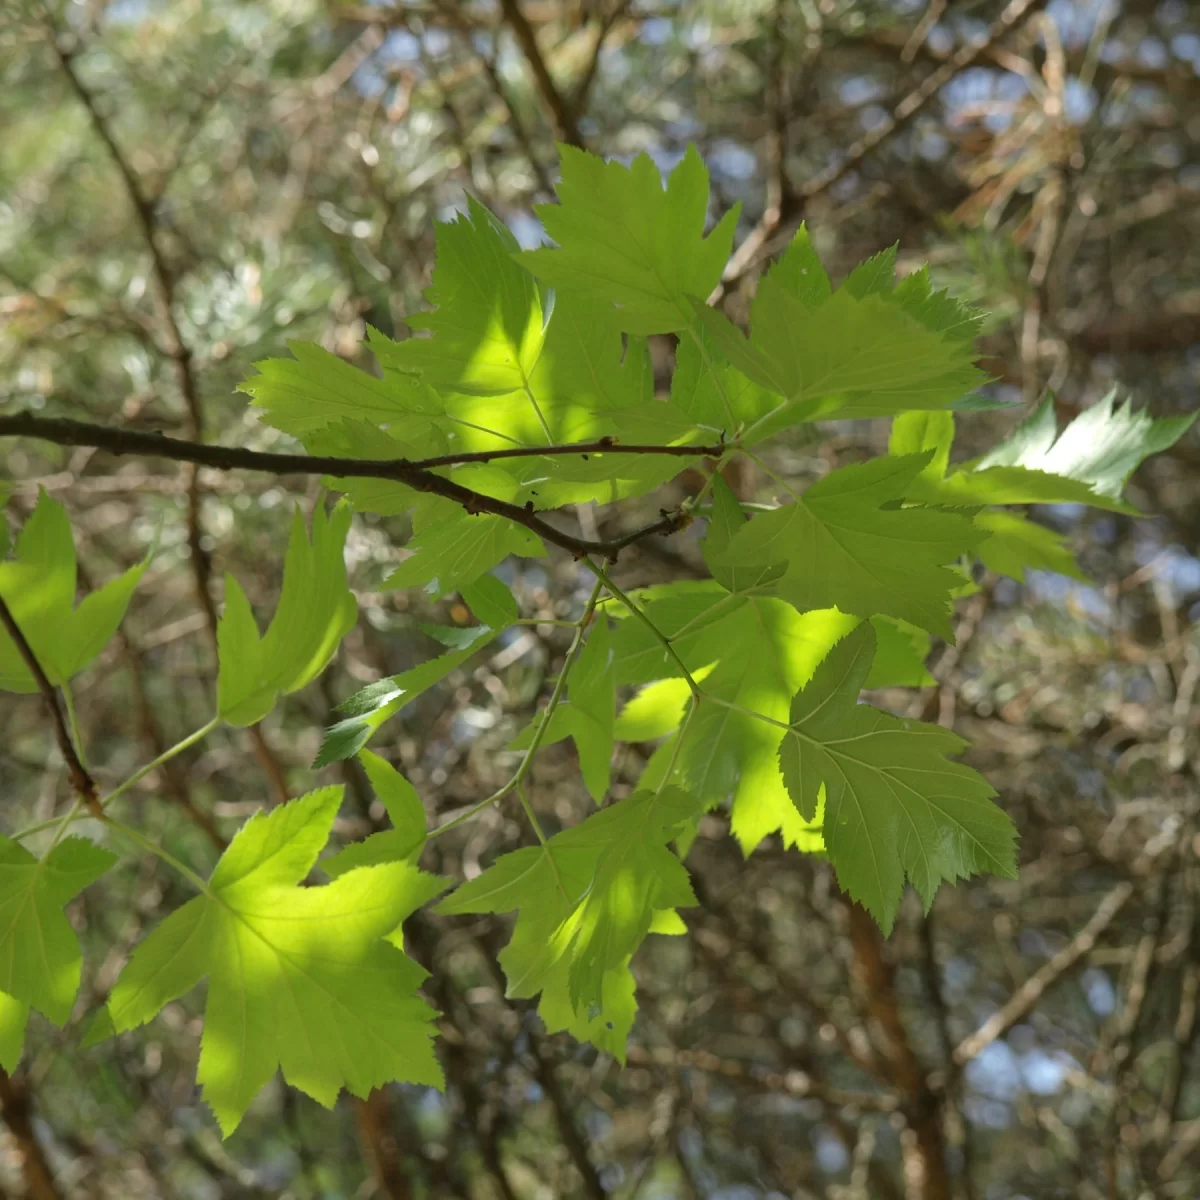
[515,144,740,334]
[763,238,981,345]
[888,410,954,479]
[510,617,616,801]
[844,244,897,298]
[323,750,427,878]
[311,418,434,517]
[607,549,936,854]
[537,961,637,1057]
[606,580,741,684]
[974,392,1196,501]
[239,339,442,439]
[565,617,615,801]
[869,618,936,688]
[669,601,835,854]
[376,197,546,397]
[776,625,1017,931]
[315,576,516,766]
[887,412,1096,580]
[892,266,984,342]
[912,464,1137,513]
[760,224,832,309]
[615,676,694,742]
[701,476,786,597]
[561,787,700,1011]
[0,489,149,693]
[438,787,703,1050]
[0,836,116,1024]
[714,455,984,638]
[102,788,446,1136]
[974,511,1086,582]
[691,276,986,433]
[0,991,28,1072]
[218,502,357,726]
[670,322,778,434]
[384,513,545,596]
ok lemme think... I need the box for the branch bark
[845,902,952,1200]
[1,412,717,559]
[0,593,102,818]
[498,0,585,148]
[0,1072,63,1200]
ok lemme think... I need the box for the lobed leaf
[776,625,1017,931]
[323,750,427,878]
[218,501,357,726]
[376,197,546,397]
[974,391,1196,499]
[516,144,739,334]
[0,489,149,694]
[100,788,446,1136]
[0,836,116,1026]
[438,787,704,1053]
[713,455,984,639]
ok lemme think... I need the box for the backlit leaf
[218,502,357,726]
[0,489,149,694]
[516,144,739,334]
[776,625,1017,931]
[102,788,446,1136]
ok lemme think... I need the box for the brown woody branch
[845,901,952,1200]
[0,593,102,818]
[0,1072,63,1200]
[497,0,584,148]
[0,413,720,559]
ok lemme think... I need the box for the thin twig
[49,25,295,804]
[953,882,1135,1066]
[625,1044,899,1112]
[50,35,218,633]
[0,592,102,818]
[435,0,556,195]
[718,0,1050,293]
[572,1,632,116]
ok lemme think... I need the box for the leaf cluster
[1,143,1192,1134]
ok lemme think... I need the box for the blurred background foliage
[2,0,1200,1197]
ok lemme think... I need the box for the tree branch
[1,413,717,559]
[0,1071,63,1200]
[845,901,952,1200]
[50,25,296,803]
[497,0,585,148]
[0,592,102,818]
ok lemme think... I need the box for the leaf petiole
[429,574,608,841]
[103,815,217,900]
[9,716,221,844]
[584,560,702,699]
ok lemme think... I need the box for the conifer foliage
[0,145,1192,1134]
